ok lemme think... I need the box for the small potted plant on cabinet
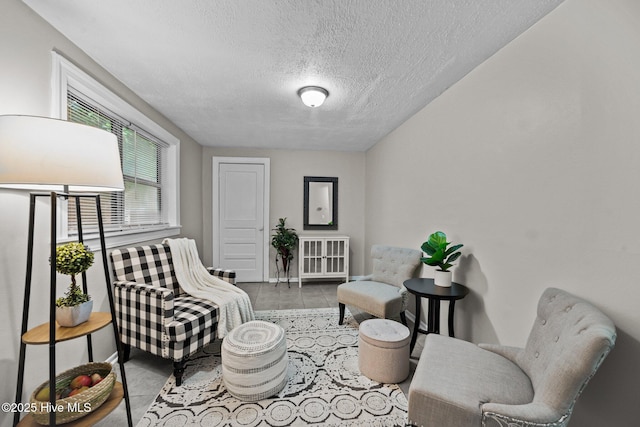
[420,231,463,287]
[54,242,95,327]
[271,217,299,287]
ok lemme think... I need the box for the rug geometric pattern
[136,307,408,426]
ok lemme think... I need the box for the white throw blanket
[164,238,255,338]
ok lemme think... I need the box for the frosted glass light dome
[298,86,329,108]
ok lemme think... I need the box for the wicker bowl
[29,362,116,425]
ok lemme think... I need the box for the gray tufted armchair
[337,245,422,325]
[407,287,616,427]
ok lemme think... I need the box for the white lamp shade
[298,86,328,108]
[0,115,124,192]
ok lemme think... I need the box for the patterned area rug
[137,307,408,426]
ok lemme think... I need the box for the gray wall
[201,147,366,279]
[364,0,640,425]
[0,2,204,424]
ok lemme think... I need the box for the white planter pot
[434,270,452,287]
[56,300,93,327]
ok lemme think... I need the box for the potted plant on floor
[53,242,95,327]
[420,231,463,287]
[271,217,299,287]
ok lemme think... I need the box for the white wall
[201,147,366,279]
[365,0,640,425]
[0,2,204,426]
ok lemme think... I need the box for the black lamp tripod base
[13,192,133,427]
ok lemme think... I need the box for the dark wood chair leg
[173,360,186,386]
[339,303,345,325]
[400,311,408,326]
[121,342,131,363]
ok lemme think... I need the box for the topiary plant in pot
[53,242,95,327]
[420,231,463,287]
[271,217,299,287]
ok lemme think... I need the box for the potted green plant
[271,218,299,286]
[420,231,463,287]
[53,242,95,327]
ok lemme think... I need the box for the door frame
[212,156,270,282]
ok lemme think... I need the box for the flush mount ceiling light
[298,86,329,108]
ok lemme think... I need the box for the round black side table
[403,278,470,353]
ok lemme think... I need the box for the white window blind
[66,89,167,233]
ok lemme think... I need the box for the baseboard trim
[268,277,299,283]
[105,352,118,365]
[405,310,428,332]
[267,276,354,284]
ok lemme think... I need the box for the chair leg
[173,360,186,386]
[121,342,131,363]
[339,303,345,325]
[400,311,408,327]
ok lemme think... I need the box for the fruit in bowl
[35,386,51,401]
[91,373,103,385]
[30,362,114,426]
[69,386,89,397]
[35,372,105,401]
[70,374,92,389]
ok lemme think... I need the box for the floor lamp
[0,115,132,426]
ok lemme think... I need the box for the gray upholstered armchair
[337,245,422,325]
[407,287,616,427]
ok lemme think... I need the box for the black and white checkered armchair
[110,243,235,386]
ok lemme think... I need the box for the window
[67,90,166,232]
[52,52,180,246]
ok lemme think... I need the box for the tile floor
[241,280,342,310]
[96,281,425,426]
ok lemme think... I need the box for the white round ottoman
[221,320,288,401]
[358,318,411,383]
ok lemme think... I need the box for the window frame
[51,52,180,249]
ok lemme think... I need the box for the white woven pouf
[358,318,411,383]
[221,320,288,401]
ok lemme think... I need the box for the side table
[403,278,470,353]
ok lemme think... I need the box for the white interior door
[214,159,269,282]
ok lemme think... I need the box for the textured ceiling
[23,0,563,151]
